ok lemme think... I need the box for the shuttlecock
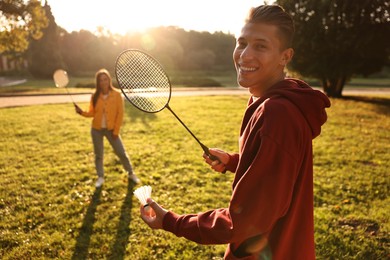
[133,185,152,211]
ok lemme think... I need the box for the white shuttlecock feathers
[133,185,152,207]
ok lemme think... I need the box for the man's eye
[256,44,267,50]
[236,41,246,48]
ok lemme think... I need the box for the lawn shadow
[125,102,157,127]
[71,187,102,260]
[342,95,390,115]
[108,180,136,259]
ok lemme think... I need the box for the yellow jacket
[81,89,124,135]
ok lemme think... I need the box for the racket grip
[201,144,226,173]
[208,154,219,161]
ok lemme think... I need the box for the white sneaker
[95,177,104,188]
[128,173,140,184]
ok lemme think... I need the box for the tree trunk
[322,76,346,98]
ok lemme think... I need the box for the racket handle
[201,144,226,174]
[208,154,220,161]
[200,143,214,159]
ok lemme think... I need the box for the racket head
[53,69,69,88]
[115,49,172,113]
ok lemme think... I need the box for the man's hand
[203,148,229,173]
[140,198,168,230]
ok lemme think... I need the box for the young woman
[75,69,139,188]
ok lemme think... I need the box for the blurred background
[0,0,389,97]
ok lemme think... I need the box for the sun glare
[49,0,263,35]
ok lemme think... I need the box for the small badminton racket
[115,49,221,163]
[53,69,77,107]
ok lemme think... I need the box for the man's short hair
[246,5,295,49]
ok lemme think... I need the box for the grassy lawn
[0,71,239,96]
[0,95,389,259]
[347,77,390,87]
[0,77,96,95]
[1,72,388,96]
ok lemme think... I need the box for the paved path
[0,88,249,108]
[0,87,389,108]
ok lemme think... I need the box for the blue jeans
[91,128,133,178]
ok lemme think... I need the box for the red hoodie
[163,79,331,259]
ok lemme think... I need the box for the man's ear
[280,48,294,66]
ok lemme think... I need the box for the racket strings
[116,51,171,112]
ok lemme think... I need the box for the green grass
[0,70,239,95]
[301,77,390,88]
[0,95,389,259]
[0,77,95,95]
[1,74,388,96]
[347,77,390,87]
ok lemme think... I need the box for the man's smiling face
[233,22,292,96]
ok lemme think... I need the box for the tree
[60,30,117,74]
[0,0,48,53]
[277,0,390,97]
[28,1,63,78]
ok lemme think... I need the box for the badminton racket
[115,49,221,163]
[53,69,77,107]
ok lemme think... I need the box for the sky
[47,0,271,36]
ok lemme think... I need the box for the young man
[139,5,330,259]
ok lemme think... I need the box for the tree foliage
[2,2,237,79]
[277,0,390,97]
[59,26,236,76]
[28,2,63,78]
[0,0,48,53]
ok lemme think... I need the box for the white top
[101,93,109,128]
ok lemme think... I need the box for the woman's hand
[140,198,168,230]
[203,148,229,173]
[75,104,83,114]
